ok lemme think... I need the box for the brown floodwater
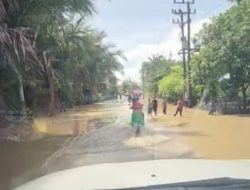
[156,105,250,159]
[0,136,68,190]
[1,102,250,190]
[0,103,115,190]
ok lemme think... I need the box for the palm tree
[39,16,125,112]
[1,0,125,116]
[26,0,95,115]
[0,1,40,114]
[20,0,95,115]
[61,22,125,100]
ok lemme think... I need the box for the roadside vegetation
[141,0,250,113]
[0,0,124,116]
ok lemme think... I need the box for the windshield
[0,0,250,190]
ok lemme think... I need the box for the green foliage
[120,80,140,94]
[141,54,176,96]
[0,65,20,110]
[191,0,250,108]
[158,65,184,101]
[0,0,124,114]
[227,0,242,4]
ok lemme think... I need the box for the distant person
[147,98,153,118]
[119,94,122,103]
[135,94,139,102]
[208,100,216,115]
[131,94,138,108]
[127,94,131,104]
[174,98,184,117]
[131,101,144,136]
[136,94,140,101]
[152,98,158,116]
[162,98,167,115]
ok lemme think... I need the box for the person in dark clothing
[127,94,132,104]
[147,98,153,118]
[131,94,138,108]
[162,98,167,115]
[152,98,158,116]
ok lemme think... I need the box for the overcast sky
[90,0,233,83]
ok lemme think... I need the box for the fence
[197,99,250,115]
[0,110,31,123]
[218,99,250,114]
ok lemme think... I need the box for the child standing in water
[131,101,144,136]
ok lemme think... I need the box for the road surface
[35,100,250,174]
[38,101,200,175]
[2,100,250,189]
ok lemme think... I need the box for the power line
[155,15,175,56]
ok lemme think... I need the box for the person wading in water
[174,98,184,117]
[162,98,167,115]
[131,101,144,136]
[147,98,153,118]
[152,98,158,116]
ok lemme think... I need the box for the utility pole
[142,70,145,101]
[187,1,195,107]
[172,9,187,83]
[172,0,196,106]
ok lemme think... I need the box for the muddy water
[0,103,116,190]
[34,104,114,135]
[0,136,68,190]
[1,101,250,190]
[155,105,250,159]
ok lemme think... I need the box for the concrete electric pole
[172,0,196,106]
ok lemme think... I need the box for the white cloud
[192,18,211,35]
[121,18,210,83]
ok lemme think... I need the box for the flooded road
[153,105,250,159]
[0,103,115,190]
[1,100,250,190]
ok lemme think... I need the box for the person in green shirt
[131,102,144,136]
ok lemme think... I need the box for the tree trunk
[11,64,26,117]
[18,76,26,116]
[44,53,56,116]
